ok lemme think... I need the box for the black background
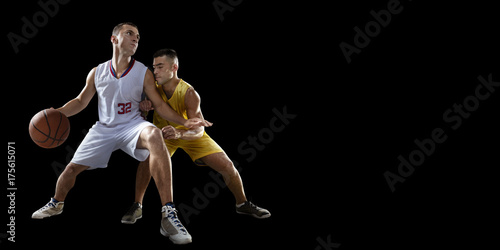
[3,0,499,249]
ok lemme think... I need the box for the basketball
[29,109,70,148]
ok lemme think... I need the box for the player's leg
[134,160,151,203]
[54,163,89,202]
[135,126,191,244]
[32,162,89,219]
[199,152,271,219]
[121,160,150,224]
[199,152,246,204]
[136,126,172,205]
[32,124,112,219]
[122,140,178,224]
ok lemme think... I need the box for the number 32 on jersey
[118,102,131,114]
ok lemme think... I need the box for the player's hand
[139,99,154,112]
[184,118,213,129]
[162,125,181,140]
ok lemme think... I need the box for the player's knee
[142,127,163,145]
[226,161,236,171]
[221,161,237,176]
[64,163,88,176]
[218,162,239,185]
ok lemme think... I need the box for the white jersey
[94,59,147,126]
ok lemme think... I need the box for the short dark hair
[153,48,179,66]
[112,22,138,36]
[153,48,178,60]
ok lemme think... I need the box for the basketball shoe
[236,201,271,219]
[121,202,143,224]
[160,203,192,244]
[32,198,64,219]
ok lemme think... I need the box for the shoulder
[133,60,148,77]
[181,80,198,99]
[143,68,155,89]
[88,67,97,78]
[97,60,110,68]
[95,60,109,73]
[87,67,97,84]
[139,59,153,81]
[134,59,147,70]
[145,68,154,79]
[184,86,200,106]
[180,80,196,96]
[185,87,198,98]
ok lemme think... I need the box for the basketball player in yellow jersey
[121,49,270,223]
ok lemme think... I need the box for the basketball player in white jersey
[31,22,206,244]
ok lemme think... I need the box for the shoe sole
[32,210,63,219]
[121,215,142,224]
[160,227,192,245]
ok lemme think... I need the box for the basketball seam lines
[31,117,50,143]
[50,111,63,147]
[45,110,57,148]
[31,110,69,146]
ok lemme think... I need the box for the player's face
[153,56,175,85]
[113,25,140,55]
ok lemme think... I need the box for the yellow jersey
[153,79,192,130]
[152,79,223,164]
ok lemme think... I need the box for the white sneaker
[160,203,192,244]
[32,198,64,219]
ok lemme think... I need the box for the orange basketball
[29,109,70,148]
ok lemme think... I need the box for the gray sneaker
[32,198,64,219]
[160,203,192,244]
[121,202,143,224]
[236,201,271,219]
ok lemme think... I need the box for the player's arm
[143,70,208,128]
[57,67,97,117]
[162,87,205,140]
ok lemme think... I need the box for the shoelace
[246,201,259,212]
[167,208,187,233]
[42,201,56,210]
[39,201,56,211]
[246,202,268,215]
[125,203,140,216]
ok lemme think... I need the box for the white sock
[236,202,246,208]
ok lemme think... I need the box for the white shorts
[71,118,154,170]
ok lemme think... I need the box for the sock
[236,202,246,208]
[165,202,175,208]
[51,197,59,203]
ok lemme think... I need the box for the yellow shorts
[164,132,224,166]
